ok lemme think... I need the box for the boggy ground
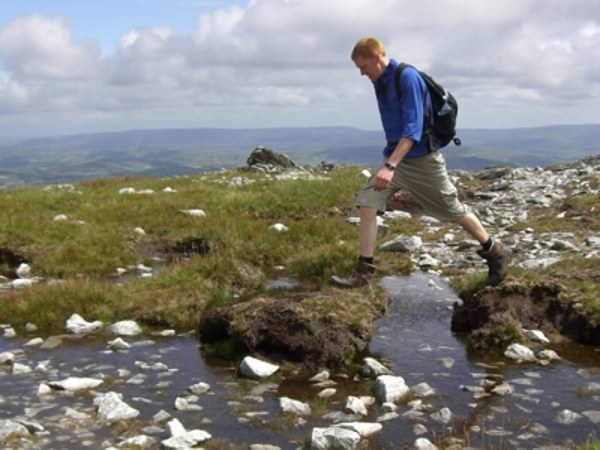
[198,273,600,371]
[2,238,598,372]
[452,271,600,351]
[1,159,598,373]
[192,187,600,370]
[199,287,389,370]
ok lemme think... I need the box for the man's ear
[373,53,386,65]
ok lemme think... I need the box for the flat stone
[48,377,103,391]
[240,356,279,379]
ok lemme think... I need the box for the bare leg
[358,206,378,257]
[329,206,378,288]
[456,212,489,244]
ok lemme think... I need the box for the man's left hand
[374,166,394,191]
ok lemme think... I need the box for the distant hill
[0,124,598,187]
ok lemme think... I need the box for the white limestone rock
[413,424,428,436]
[36,383,53,397]
[523,329,550,344]
[174,396,203,411]
[579,382,600,396]
[11,363,33,375]
[180,209,206,217]
[418,254,439,268]
[16,263,31,278]
[107,337,131,351]
[381,402,398,413]
[518,257,561,270]
[249,445,281,450]
[269,223,288,233]
[155,329,177,337]
[117,435,156,448]
[555,409,582,425]
[410,382,436,398]
[162,418,211,449]
[153,410,172,424]
[11,279,33,288]
[0,352,15,364]
[380,235,423,253]
[504,343,536,362]
[336,422,382,437]
[491,382,515,396]
[240,356,280,379]
[372,375,409,403]
[94,391,140,423]
[188,382,211,395]
[108,320,143,336]
[582,410,600,424]
[0,420,30,442]
[362,357,392,379]
[310,426,361,450]
[344,396,368,416]
[65,314,103,335]
[280,397,311,415]
[538,349,561,361]
[414,437,439,450]
[309,370,330,383]
[23,337,44,347]
[167,418,187,437]
[48,377,103,391]
[318,388,337,399]
[430,407,453,424]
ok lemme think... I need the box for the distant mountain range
[1,124,599,187]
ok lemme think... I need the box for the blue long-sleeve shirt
[374,58,431,158]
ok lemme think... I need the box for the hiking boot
[477,240,512,286]
[329,258,375,289]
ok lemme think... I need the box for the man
[329,37,511,288]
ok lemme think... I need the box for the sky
[1,0,600,139]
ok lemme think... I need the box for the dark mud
[452,280,600,351]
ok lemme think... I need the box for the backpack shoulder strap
[393,62,411,101]
[394,62,431,132]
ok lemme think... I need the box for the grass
[1,162,599,450]
[0,168,366,332]
[0,163,598,337]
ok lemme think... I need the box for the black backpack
[394,63,461,149]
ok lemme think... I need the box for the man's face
[354,54,383,82]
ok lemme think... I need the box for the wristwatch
[384,162,396,171]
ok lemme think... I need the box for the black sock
[482,237,493,252]
[359,256,374,265]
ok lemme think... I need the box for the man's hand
[374,166,394,191]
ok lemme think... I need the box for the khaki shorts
[355,151,467,222]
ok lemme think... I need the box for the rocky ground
[1,152,599,449]
[207,153,600,367]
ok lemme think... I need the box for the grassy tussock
[0,168,365,330]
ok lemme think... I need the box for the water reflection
[370,273,600,448]
[1,273,599,449]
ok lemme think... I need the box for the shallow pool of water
[1,273,599,449]
[369,273,600,448]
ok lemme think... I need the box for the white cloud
[0,15,100,80]
[0,0,599,138]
